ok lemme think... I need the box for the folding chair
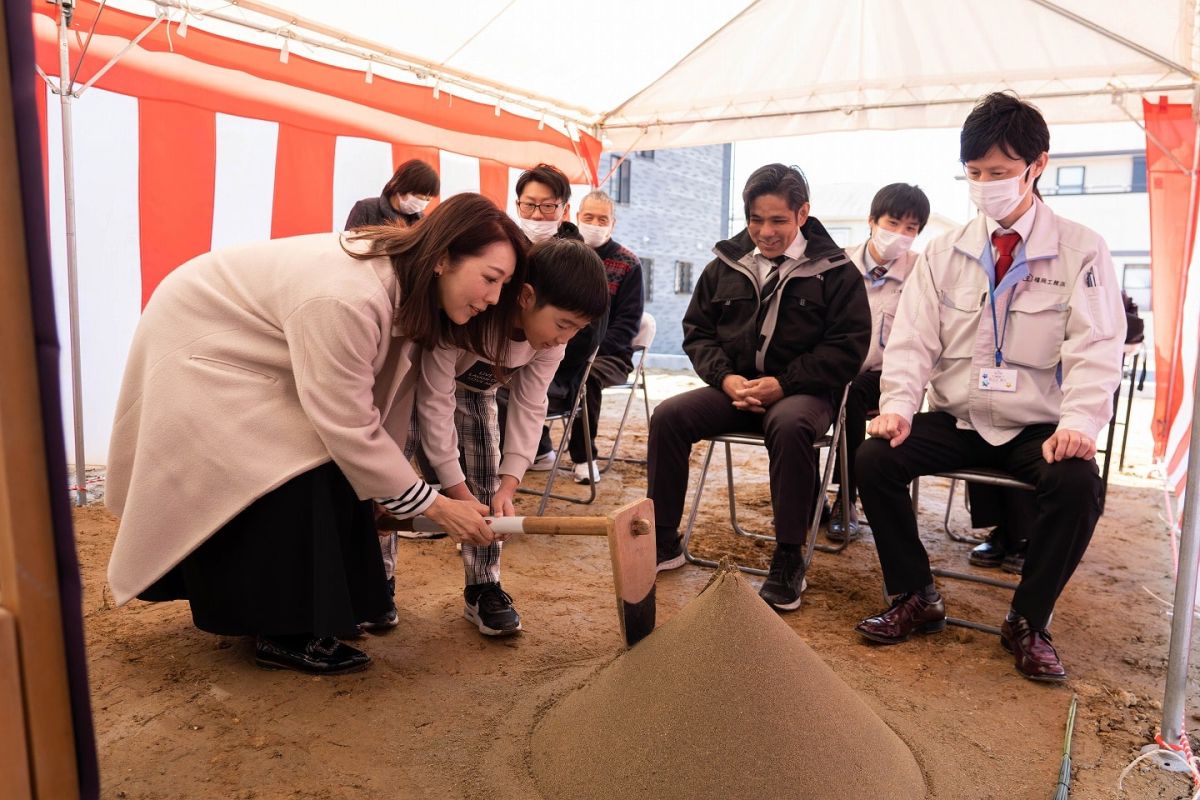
[598,312,656,474]
[908,468,1033,635]
[680,384,853,577]
[517,348,599,514]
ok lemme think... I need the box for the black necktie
[761,255,786,302]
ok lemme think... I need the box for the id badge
[978,367,1018,392]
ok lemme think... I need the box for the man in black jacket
[648,163,871,611]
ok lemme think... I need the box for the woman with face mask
[345,158,441,230]
[106,194,527,675]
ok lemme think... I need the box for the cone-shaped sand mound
[530,569,926,799]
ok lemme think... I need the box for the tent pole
[56,1,87,507]
[1157,336,1200,752]
[1154,86,1200,765]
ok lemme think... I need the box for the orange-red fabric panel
[479,159,509,210]
[138,98,215,308]
[32,2,581,155]
[272,125,335,239]
[1144,98,1197,457]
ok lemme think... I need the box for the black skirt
[140,461,390,638]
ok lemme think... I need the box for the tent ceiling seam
[145,0,601,126]
[598,0,760,125]
[601,81,1199,133]
[1027,0,1199,81]
[437,0,515,67]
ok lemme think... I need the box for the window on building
[674,261,693,294]
[825,226,853,247]
[1132,155,1147,193]
[1056,165,1085,195]
[636,150,656,160]
[642,258,654,303]
[1122,263,1151,311]
[610,157,632,204]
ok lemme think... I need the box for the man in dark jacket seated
[648,163,871,612]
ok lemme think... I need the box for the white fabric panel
[505,166,522,217]
[211,114,278,250]
[46,87,141,466]
[438,151,481,198]
[332,135,393,231]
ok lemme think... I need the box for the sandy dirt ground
[74,369,1199,799]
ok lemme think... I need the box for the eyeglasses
[516,201,563,215]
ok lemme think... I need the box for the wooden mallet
[379,498,658,646]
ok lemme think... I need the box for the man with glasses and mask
[853,92,1125,683]
[504,164,604,472]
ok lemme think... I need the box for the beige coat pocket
[1002,290,1069,369]
[187,355,278,384]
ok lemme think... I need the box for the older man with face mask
[548,189,647,485]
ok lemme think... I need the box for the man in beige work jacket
[853,92,1125,682]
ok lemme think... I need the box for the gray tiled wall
[602,144,732,356]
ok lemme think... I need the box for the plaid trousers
[453,387,503,586]
[385,388,504,586]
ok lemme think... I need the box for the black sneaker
[255,635,371,674]
[361,577,398,632]
[464,582,522,636]
[656,533,685,572]
[758,545,807,612]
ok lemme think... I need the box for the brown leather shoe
[1000,616,1067,682]
[855,592,947,644]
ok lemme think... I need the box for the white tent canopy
[111,0,1199,149]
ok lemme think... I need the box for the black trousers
[855,412,1101,629]
[647,385,833,547]
[566,354,633,463]
[966,484,1038,542]
[140,461,389,638]
[832,369,882,502]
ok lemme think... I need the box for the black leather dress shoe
[855,592,946,644]
[968,529,1006,568]
[255,635,371,675]
[1000,616,1067,682]
[827,493,861,542]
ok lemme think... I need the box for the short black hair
[960,92,1050,192]
[525,238,609,321]
[382,159,440,199]
[742,163,809,218]
[515,163,571,204]
[869,183,931,232]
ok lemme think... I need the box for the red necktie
[992,230,1021,285]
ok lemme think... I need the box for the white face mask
[394,194,430,215]
[578,222,613,248]
[966,164,1034,221]
[518,216,560,243]
[870,226,914,264]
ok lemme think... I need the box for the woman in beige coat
[105,193,527,674]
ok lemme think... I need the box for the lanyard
[988,286,1017,367]
[979,240,1024,368]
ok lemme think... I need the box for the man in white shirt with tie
[853,93,1125,683]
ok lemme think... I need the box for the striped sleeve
[375,479,436,519]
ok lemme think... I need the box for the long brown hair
[344,193,528,364]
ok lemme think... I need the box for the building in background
[1039,148,1152,357]
[600,144,732,362]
